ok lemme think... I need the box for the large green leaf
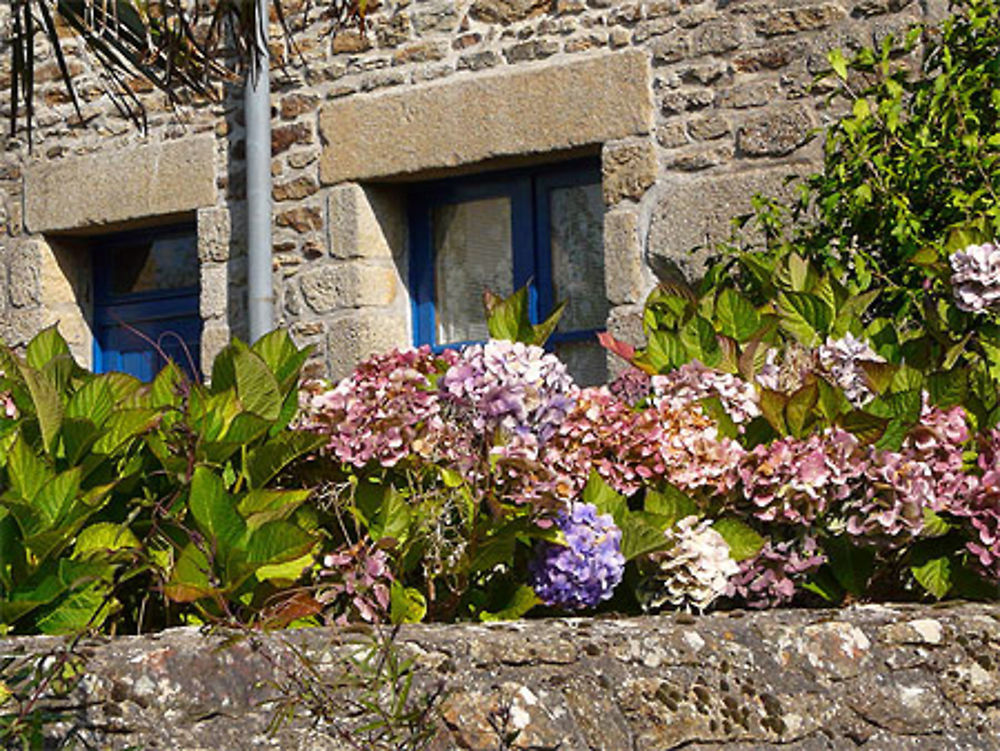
[243,520,315,566]
[245,432,324,489]
[237,488,312,532]
[714,288,761,342]
[776,291,832,346]
[25,326,70,371]
[251,329,312,393]
[232,343,282,420]
[16,362,63,455]
[620,512,672,561]
[91,408,158,454]
[189,466,245,555]
[644,485,697,527]
[823,535,874,596]
[712,518,764,562]
[581,471,627,528]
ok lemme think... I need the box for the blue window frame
[408,159,608,383]
[92,224,201,381]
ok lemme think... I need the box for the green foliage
[0,327,321,634]
[483,284,566,346]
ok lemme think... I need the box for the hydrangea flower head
[438,339,577,443]
[817,333,885,407]
[529,502,625,610]
[651,361,761,426]
[950,242,1000,313]
[637,516,739,612]
[727,537,825,608]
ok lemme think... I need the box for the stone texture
[318,51,653,183]
[469,0,551,24]
[327,308,409,379]
[24,136,217,233]
[648,165,815,280]
[4,605,1000,750]
[298,262,398,312]
[327,183,405,260]
[738,106,818,157]
[604,208,647,304]
[602,139,658,205]
[7,240,40,308]
[197,207,233,263]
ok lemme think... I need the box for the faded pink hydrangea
[739,428,867,525]
[298,346,463,468]
[727,537,826,608]
[951,429,1000,580]
[755,343,816,394]
[546,387,744,499]
[316,543,394,624]
[950,242,1000,313]
[845,400,975,543]
[651,361,760,426]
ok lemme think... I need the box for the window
[92,224,201,380]
[408,160,609,384]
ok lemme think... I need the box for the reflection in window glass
[550,182,608,385]
[110,234,199,296]
[550,183,607,331]
[434,197,513,344]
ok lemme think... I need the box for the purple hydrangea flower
[529,502,625,610]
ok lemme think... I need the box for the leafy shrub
[0,328,323,634]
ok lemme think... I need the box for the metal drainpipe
[245,0,274,343]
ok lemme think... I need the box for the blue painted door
[93,226,201,380]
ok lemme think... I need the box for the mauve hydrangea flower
[438,340,577,443]
[950,242,1000,313]
[755,343,816,394]
[637,516,739,612]
[950,429,1000,580]
[317,543,394,624]
[739,428,867,525]
[546,388,744,499]
[608,366,652,406]
[529,502,625,610]
[845,400,975,543]
[652,361,761,426]
[817,333,885,407]
[298,346,464,468]
[727,537,825,608]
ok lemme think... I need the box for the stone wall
[2,603,999,749]
[0,0,947,377]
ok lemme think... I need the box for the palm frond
[6,0,368,142]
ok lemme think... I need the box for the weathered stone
[8,240,40,308]
[273,176,320,202]
[648,165,813,280]
[275,206,324,233]
[327,308,408,379]
[666,144,733,171]
[299,262,398,312]
[737,106,817,157]
[328,183,404,260]
[756,4,847,36]
[458,50,501,70]
[279,93,320,119]
[469,0,549,23]
[503,38,560,62]
[318,51,653,183]
[392,41,447,66]
[604,208,647,304]
[650,33,688,62]
[692,20,744,55]
[688,113,730,140]
[657,121,690,148]
[199,263,229,320]
[24,136,217,233]
[271,122,313,155]
[718,81,777,109]
[603,140,658,205]
[661,87,715,115]
[331,29,372,53]
[197,207,232,263]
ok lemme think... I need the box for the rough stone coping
[319,50,654,184]
[2,603,999,749]
[23,136,218,234]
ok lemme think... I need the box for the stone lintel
[318,51,654,184]
[24,136,218,234]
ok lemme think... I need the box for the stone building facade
[0,0,945,381]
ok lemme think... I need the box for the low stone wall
[2,603,999,749]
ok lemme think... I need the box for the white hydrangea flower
[950,242,1000,314]
[651,361,761,425]
[817,333,884,407]
[639,516,739,612]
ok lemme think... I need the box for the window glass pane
[434,197,513,344]
[110,233,198,295]
[549,183,608,332]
